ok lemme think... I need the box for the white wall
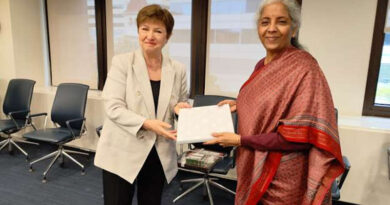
[339,125,390,204]
[0,0,16,81]
[9,0,46,86]
[300,0,390,204]
[300,0,377,116]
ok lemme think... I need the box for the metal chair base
[0,135,39,160]
[29,145,88,182]
[173,175,236,205]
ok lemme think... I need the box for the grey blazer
[94,49,188,183]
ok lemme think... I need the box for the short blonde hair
[136,4,174,38]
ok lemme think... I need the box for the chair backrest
[192,95,237,155]
[3,79,36,120]
[51,83,89,129]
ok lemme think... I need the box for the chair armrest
[28,113,48,130]
[8,109,30,129]
[29,112,47,118]
[8,109,30,118]
[66,118,86,138]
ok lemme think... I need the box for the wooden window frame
[95,0,107,90]
[362,0,390,117]
[189,0,209,97]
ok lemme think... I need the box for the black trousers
[102,147,166,205]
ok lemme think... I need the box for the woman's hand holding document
[176,104,234,144]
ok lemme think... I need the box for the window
[44,0,302,95]
[105,0,192,90]
[205,0,264,97]
[363,0,390,117]
[46,0,99,89]
[191,0,301,97]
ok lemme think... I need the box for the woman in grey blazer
[94,4,191,205]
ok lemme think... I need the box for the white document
[176,104,234,144]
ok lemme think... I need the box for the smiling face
[258,2,296,56]
[138,20,168,54]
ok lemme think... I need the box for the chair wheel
[59,162,65,168]
[42,177,47,183]
[8,150,14,155]
[29,167,34,172]
[81,170,85,175]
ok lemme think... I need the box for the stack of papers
[176,104,234,144]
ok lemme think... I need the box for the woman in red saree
[204,0,344,204]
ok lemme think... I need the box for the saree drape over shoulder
[235,47,344,205]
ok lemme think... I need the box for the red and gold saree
[235,46,344,205]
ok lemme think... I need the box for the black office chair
[23,83,89,183]
[331,108,351,201]
[173,95,237,205]
[0,79,38,160]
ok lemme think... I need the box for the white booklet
[176,104,234,144]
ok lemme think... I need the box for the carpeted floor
[0,141,236,205]
[0,140,357,205]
